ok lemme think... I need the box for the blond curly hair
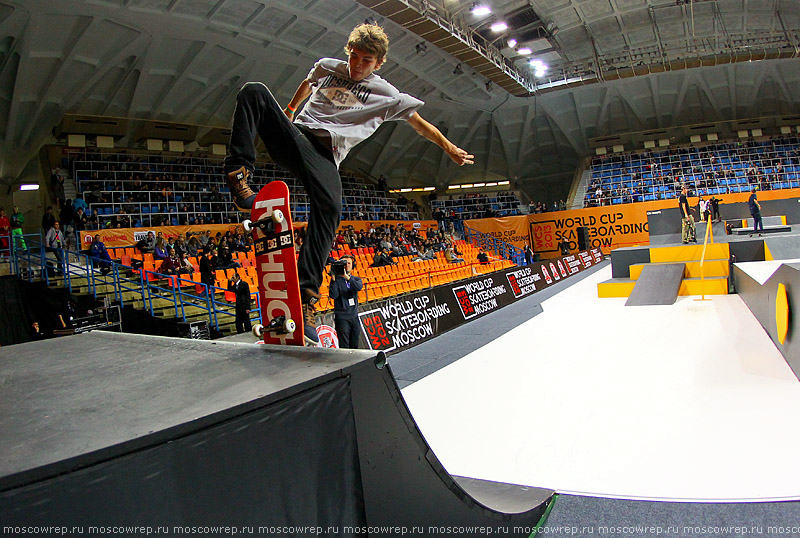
[345,23,389,63]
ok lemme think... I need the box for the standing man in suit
[228,272,252,334]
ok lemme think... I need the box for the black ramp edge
[625,263,685,306]
[0,332,552,536]
[350,357,553,535]
[452,476,553,515]
[611,246,651,278]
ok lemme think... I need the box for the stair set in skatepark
[597,243,730,303]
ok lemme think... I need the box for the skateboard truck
[243,209,285,234]
[252,315,296,338]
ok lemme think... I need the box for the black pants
[46,247,64,273]
[335,316,361,349]
[236,306,252,334]
[752,211,763,232]
[225,82,342,295]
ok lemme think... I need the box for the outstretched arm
[407,112,474,166]
[284,80,313,119]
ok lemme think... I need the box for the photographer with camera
[328,254,363,349]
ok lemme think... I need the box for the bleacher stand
[430,191,523,221]
[36,147,527,317]
[55,148,418,228]
[586,135,800,207]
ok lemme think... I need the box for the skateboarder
[748,186,763,237]
[223,23,473,343]
[678,185,696,244]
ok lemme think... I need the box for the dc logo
[316,325,339,348]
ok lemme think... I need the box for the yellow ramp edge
[679,277,728,296]
[650,243,729,263]
[598,279,636,298]
[630,260,729,280]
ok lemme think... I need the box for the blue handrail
[463,225,525,265]
[5,236,261,335]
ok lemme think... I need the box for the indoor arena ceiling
[0,0,799,201]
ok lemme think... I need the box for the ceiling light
[453,63,463,75]
[415,42,427,56]
[518,47,532,55]
[473,183,486,188]
[19,184,40,191]
[507,38,517,48]
[485,81,493,91]
[471,4,491,17]
[490,21,508,32]
[498,180,510,185]
[423,187,436,191]
[530,59,548,77]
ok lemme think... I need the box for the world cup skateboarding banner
[356,248,603,353]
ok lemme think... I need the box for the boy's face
[347,47,384,81]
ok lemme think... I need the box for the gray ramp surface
[626,263,685,306]
[764,236,800,260]
[0,332,552,536]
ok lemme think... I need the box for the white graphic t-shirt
[294,58,424,167]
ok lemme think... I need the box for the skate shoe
[301,289,320,346]
[225,166,257,211]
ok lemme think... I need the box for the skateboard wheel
[272,209,284,223]
[242,219,253,232]
[252,324,263,338]
[284,319,296,334]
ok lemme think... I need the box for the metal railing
[5,233,260,335]
[463,226,525,265]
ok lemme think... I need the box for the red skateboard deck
[244,181,305,346]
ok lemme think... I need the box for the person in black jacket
[227,272,252,334]
[199,247,218,292]
[329,255,363,349]
[371,247,396,267]
[748,186,763,237]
